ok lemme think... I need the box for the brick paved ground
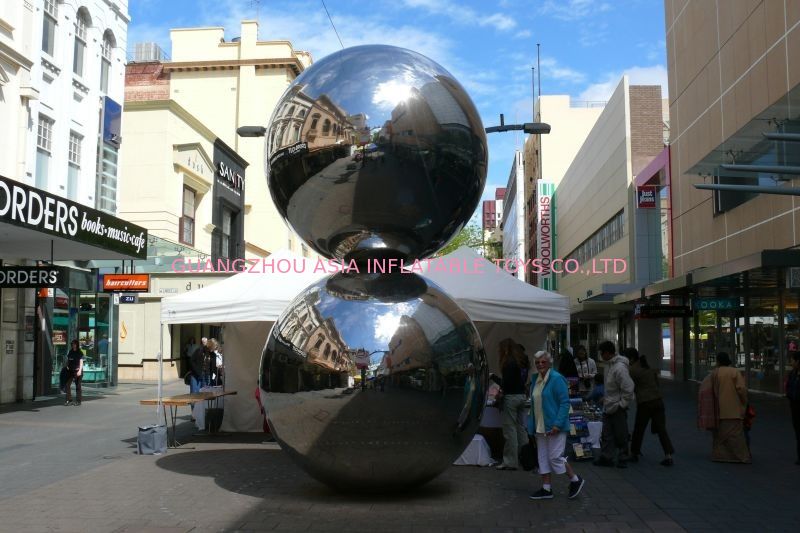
[0,379,798,532]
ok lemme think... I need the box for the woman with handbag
[708,352,751,463]
[528,350,585,500]
[489,338,529,470]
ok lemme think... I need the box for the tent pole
[157,322,163,424]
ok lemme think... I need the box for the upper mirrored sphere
[265,45,488,262]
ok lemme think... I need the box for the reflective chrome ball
[265,45,488,262]
[258,272,487,491]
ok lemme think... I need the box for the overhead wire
[320,0,345,49]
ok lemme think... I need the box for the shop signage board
[119,294,138,304]
[52,330,67,345]
[536,180,556,290]
[0,266,65,288]
[693,297,739,311]
[103,274,150,292]
[0,175,147,259]
[636,186,657,209]
[634,303,691,319]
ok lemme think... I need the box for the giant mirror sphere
[258,271,487,491]
[265,45,488,263]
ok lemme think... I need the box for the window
[100,31,115,93]
[42,0,57,55]
[36,115,54,189]
[322,119,331,134]
[286,105,295,117]
[180,187,195,245]
[68,131,82,165]
[293,125,300,142]
[310,114,320,130]
[221,207,233,258]
[67,131,82,200]
[97,144,118,213]
[73,9,89,76]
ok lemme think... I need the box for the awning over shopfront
[613,249,800,303]
[0,175,147,261]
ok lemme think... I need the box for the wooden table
[140,390,238,448]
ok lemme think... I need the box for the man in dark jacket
[594,340,634,468]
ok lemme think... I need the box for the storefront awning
[0,175,147,261]
[614,249,800,303]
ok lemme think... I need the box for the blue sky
[129,0,667,218]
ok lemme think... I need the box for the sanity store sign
[0,175,148,259]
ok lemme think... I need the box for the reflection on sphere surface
[265,45,488,263]
[258,272,487,491]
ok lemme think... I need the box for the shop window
[221,206,233,258]
[180,186,196,246]
[42,0,57,56]
[100,31,115,94]
[73,9,89,76]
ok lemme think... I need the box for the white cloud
[539,57,586,84]
[577,65,668,102]
[480,13,517,31]
[514,29,532,39]
[539,0,612,21]
[401,0,517,31]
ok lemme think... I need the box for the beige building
[165,20,312,258]
[523,96,605,283]
[555,77,665,352]
[613,1,800,393]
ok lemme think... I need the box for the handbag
[697,370,719,430]
[519,440,538,471]
[183,371,192,386]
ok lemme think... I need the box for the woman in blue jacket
[528,350,585,500]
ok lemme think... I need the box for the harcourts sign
[0,175,147,258]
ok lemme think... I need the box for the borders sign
[0,175,147,258]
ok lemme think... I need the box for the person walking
[574,345,597,395]
[709,352,751,463]
[624,348,674,466]
[527,350,585,500]
[490,338,529,470]
[64,339,84,406]
[594,340,635,468]
[189,340,206,393]
[787,351,800,466]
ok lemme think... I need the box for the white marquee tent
[159,247,569,432]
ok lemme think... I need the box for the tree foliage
[435,223,499,258]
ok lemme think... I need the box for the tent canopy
[160,250,326,324]
[419,246,569,324]
[161,246,569,325]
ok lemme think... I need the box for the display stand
[565,377,599,461]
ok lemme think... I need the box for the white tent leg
[157,323,163,423]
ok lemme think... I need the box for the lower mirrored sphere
[258,272,487,491]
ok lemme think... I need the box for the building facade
[502,151,525,279]
[523,95,605,284]
[556,78,666,356]
[162,20,312,258]
[0,1,145,405]
[615,1,800,394]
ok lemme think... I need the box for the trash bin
[206,408,224,434]
[138,424,167,455]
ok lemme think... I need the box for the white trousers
[534,432,568,475]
